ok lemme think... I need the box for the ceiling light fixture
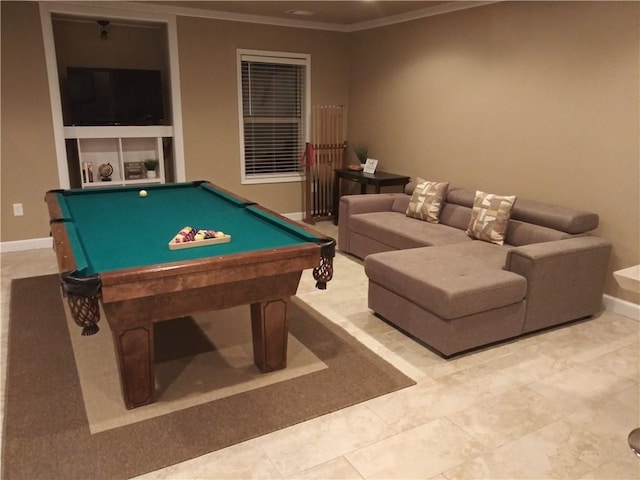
[97,20,110,40]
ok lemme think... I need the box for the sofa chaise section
[365,242,528,356]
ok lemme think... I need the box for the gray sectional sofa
[338,182,612,357]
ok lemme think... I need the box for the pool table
[45,181,335,409]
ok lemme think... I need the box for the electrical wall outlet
[12,203,23,216]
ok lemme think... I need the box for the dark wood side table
[333,168,410,224]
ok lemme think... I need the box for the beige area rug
[66,300,328,434]
[2,274,415,480]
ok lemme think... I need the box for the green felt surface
[57,182,319,275]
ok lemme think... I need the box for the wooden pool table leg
[111,324,155,409]
[250,299,288,372]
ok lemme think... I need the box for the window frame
[237,49,311,185]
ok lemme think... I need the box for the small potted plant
[353,144,369,165]
[348,144,369,171]
[143,159,159,179]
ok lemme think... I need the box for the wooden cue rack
[303,105,347,224]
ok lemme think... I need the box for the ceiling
[143,1,476,29]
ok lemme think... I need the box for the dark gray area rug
[2,274,414,480]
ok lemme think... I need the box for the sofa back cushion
[505,220,574,246]
[404,180,421,195]
[391,195,411,213]
[446,188,598,234]
[395,186,598,245]
[511,199,598,234]
[446,188,476,207]
[439,203,472,230]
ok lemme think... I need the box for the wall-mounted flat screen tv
[64,67,165,126]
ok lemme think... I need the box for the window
[237,50,310,184]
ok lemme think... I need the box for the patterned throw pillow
[406,181,450,223]
[466,191,517,245]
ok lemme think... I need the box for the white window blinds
[239,53,308,182]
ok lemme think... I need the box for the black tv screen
[64,67,165,126]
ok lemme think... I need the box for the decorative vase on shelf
[146,170,157,179]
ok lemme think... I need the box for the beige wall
[176,17,349,211]
[1,1,638,304]
[1,2,58,241]
[0,3,349,242]
[348,1,639,302]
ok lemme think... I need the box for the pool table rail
[48,220,81,274]
[98,243,323,301]
[45,190,65,219]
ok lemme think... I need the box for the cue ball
[139,190,147,198]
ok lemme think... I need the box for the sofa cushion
[447,188,598,234]
[511,198,598,234]
[365,242,526,320]
[466,191,517,245]
[505,219,574,246]
[406,181,449,223]
[350,212,472,250]
[446,188,476,207]
[391,194,411,213]
[438,203,472,230]
[403,179,423,195]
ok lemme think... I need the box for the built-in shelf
[64,125,173,139]
[64,126,173,188]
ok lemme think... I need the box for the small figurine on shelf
[87,162,94,182]
[98,163,113,181]
[143,159,159,179]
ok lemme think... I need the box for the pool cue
[323,107,328,216]
[320,106,324,216]
[314,106,320,217]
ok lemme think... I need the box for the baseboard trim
[602,294,640,322]
[283,211,303,221]
[0,237,53,253]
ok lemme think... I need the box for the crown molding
[347,1,500,32]
[52,1,499,32]
[70,1,353,32]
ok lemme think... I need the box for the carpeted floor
[2,274,415,480]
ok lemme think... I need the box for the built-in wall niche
[51,16,169,75]
[52,15,174,187]
[53,15,171,127]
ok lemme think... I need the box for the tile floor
[1,220,639,479]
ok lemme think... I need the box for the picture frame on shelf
[363,158,378,174]
[124,161,144,180]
